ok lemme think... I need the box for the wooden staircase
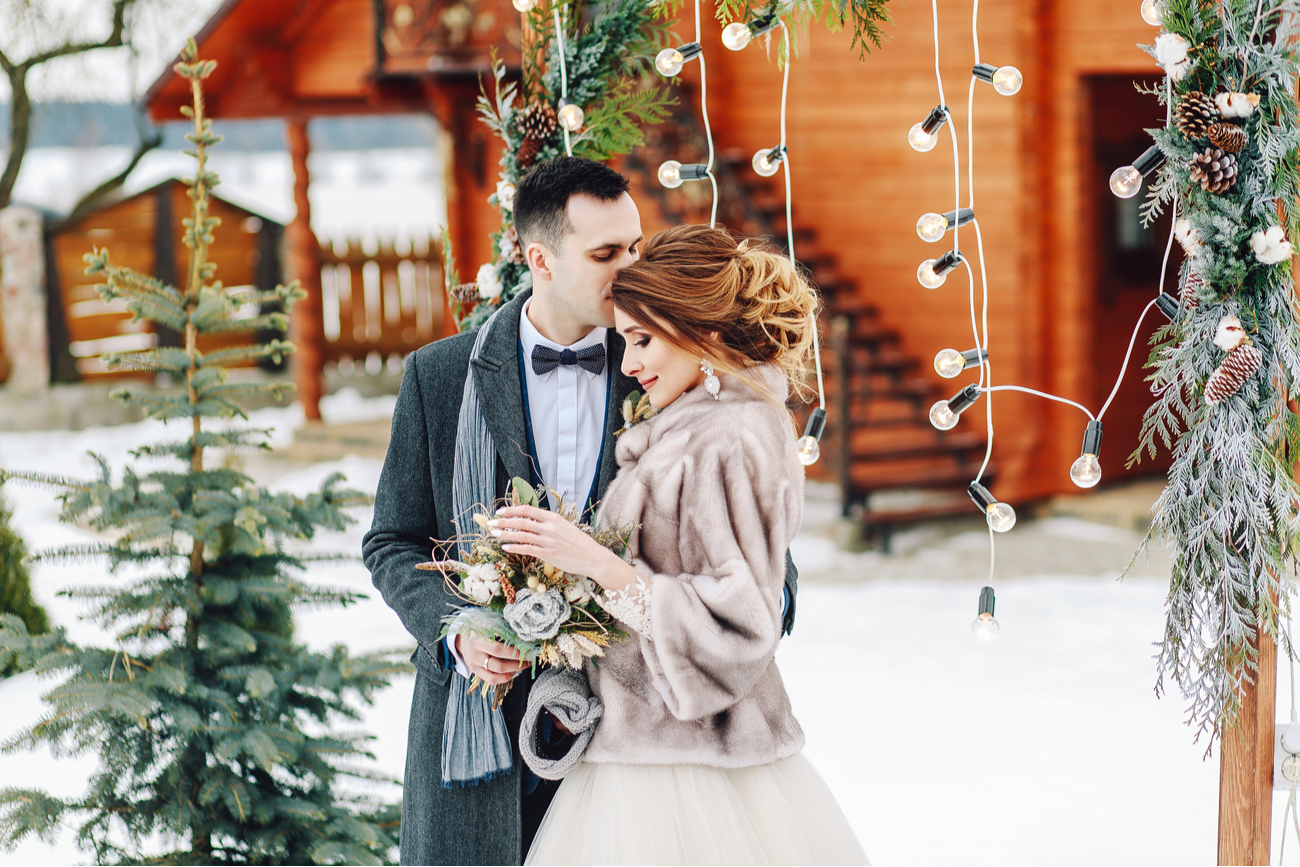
[624,107,993,550]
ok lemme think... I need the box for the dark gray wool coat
[362,290,799,866]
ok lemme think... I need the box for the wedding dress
[525,367,868,865]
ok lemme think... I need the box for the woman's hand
[490,505,639,593]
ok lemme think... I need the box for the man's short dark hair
[514,156,631,254]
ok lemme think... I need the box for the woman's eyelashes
[633,335,650,348]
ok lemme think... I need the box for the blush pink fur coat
[584,363,806,768]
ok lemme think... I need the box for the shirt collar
[519,298,608,379]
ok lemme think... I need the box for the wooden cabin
[143,0,1177,520]
[48,179,283,378]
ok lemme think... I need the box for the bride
[488,224,868,865]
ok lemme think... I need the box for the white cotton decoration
[1174,218,1203,256]
[1251,225,1294,265]
[1154,33,1192,81]
[1213,315,1249,352]
[1214,91,1260,118]
[495,179,516,210]
[564,575,595,605]
[476,262,503,300]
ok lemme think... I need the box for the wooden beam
[1218,624,1277,865]
[286,116,325,421]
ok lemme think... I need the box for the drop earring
[701,358,721,399]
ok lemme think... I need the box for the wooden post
[286,116,324,420]
[1218,625,1277,865]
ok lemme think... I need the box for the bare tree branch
[60,106,162,226]
[21,0,131,70]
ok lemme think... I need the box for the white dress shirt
[517,298,609,511]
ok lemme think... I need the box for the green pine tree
[0,43,407,864]
[0,486,48,677]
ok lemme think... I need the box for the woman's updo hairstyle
[611,224,819,399]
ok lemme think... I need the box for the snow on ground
[0,400,1293,864]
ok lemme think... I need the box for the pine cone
[1180,271,1204,309]
[1188,147,1239,194]
[1176,91,1219,140]
[517,136,543,170]
[450,282,480,304]
[1208,122,1247,154]
[516,101,557,169]
[1205,342,1262,404]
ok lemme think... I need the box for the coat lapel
[597,330,639,499]
[470,292,532,485]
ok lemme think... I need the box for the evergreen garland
[457,0,675,330]
[0,43,406,863]
[0,486,48,678]
[1131,0,1300,744]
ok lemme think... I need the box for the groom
[363,156,799,865]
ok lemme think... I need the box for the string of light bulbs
[914,0,1184,640]
[656,11,829,462]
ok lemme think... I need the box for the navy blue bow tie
[531,343,606,376]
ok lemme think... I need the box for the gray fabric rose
[503,588,571,641]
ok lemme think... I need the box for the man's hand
[455,634,527,685]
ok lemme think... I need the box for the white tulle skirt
[525,752,869,865]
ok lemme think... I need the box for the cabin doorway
[1084,74,1178,481]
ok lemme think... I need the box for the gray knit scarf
[442,305,516,788]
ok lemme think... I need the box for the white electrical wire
[772,22,824,410]
[984,385,1095,420]
[693,0,719,227]
[553,3,573,156]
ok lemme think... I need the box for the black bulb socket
[978,586,996,618]
[677,163,711,181]
[960,348,988,367]
[1081,419,1103,458]
[763,144,787,165]
[947,383,982,414]
[747,11,779,38]
[972,63,1000,83]
[677,42,703,61]
[1133,145,1166,178]
[932,249,964,277]
[1155,293,1180,321]
[802,407,827,441]
[968,481,998,511]
[921,104,949,135]
[944,208,976,230]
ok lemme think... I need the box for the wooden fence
[318,235,445,376]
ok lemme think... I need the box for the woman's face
[615,307,706,409]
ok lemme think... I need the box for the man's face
[536,192,642,329]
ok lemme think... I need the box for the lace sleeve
[599,572,652,637]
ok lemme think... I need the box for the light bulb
[753,147,782,177]
[656,47,685,76]
[934,348,966,378]
[916,212,948,243]
[971,612,1000,643]
[986,502,1017,532]
[796,435,820,466]
[991,65,1023,96]
[558,103,585,131]
[511,0,538,10]
[908,121,939,152]
[722,21,752,50]
[929,400,959,431]
[1140,0,1163,24]
[1070,454,1102,488]
[917,259,947,289]
[1110,165,1143,198]
[658,160,683,189]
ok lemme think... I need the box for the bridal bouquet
[418,477,632,703]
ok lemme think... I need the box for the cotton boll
[1154,33,1192,81]
[1251,225,1294,265]
[1214,91,1260,119]
[495,180,516,210]
[465,563,502,602]
[476,263,503,300]
[1174,218,1203,256]
[1213,315,1248,352]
